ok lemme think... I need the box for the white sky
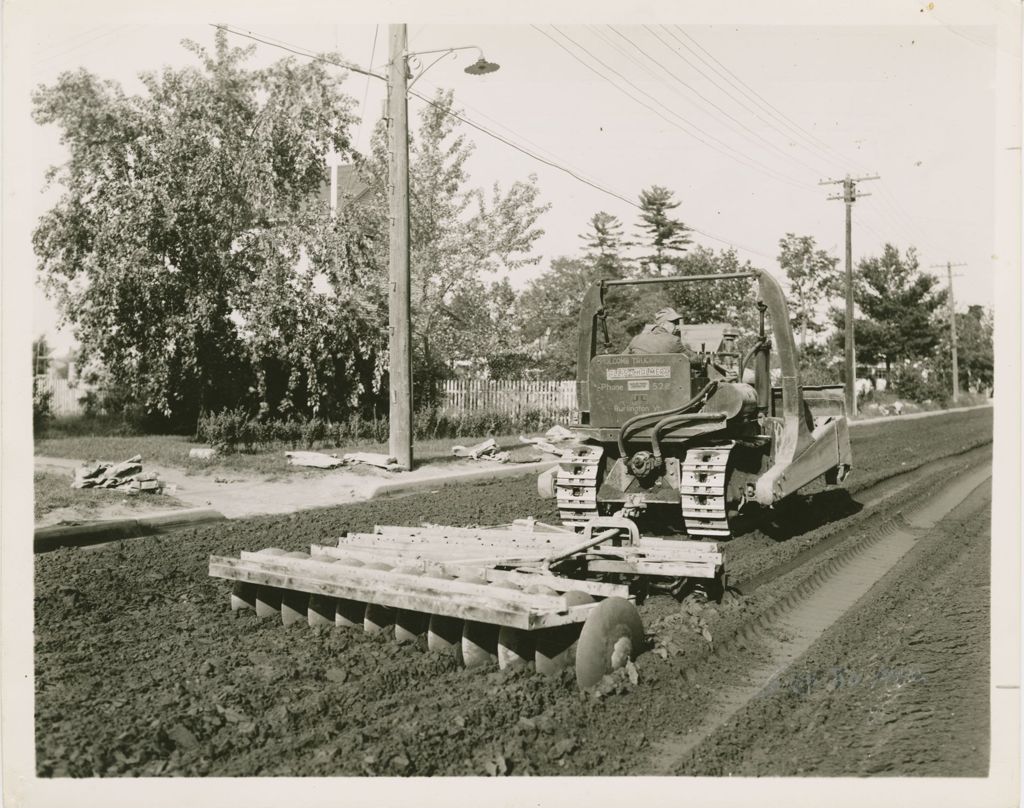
[18,4,1023,354]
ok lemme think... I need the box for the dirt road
[33,408,993,777]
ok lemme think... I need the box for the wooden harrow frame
[208,518,724,689]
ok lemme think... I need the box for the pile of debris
[450,425,583,465]
[451,438,511,463]
[71,455,166,494]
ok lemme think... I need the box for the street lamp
[387,25,499,470]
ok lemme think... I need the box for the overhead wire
[354,24,380,152]
[634,24,829,179]
[535,25,812,193]
[216,23,779,262]
[665,25,956,261]
[655,24,838,176]
[33,23,143,66]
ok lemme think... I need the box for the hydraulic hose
[651,411,724,461]
[739,337,768,380]
[617,380,718,459]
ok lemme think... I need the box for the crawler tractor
[209,269,851,690]
[538,269,852,539]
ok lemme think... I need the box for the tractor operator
[626,307,696,357]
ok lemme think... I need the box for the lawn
[35,428,530,478]
[33,470,185,522]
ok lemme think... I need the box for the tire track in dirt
[658,474,992,776]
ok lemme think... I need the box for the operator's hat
[655,307,683,323]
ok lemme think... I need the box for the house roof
[317,164,372,210]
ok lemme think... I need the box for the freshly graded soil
[33,408,992,776]
[677,481,992,777]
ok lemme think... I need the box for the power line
[656,24,837,176]
[216,22,778,262]
[637,25,827,179]
[664,26,953,264]
[354,25,380,151]
[672,26,845,162]
[33,23,142,66]
[536,25,811,192]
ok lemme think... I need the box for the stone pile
[71,454,166,494]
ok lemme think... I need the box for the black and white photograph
[2,1,1020,806]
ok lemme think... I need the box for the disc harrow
[209,518,724,690]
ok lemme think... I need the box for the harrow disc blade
[230,582,257,612]
[427,614,463,654]
[308,594,336,627]
[335,599,365,628]
[364,603,395,635]
[254,587,282,619]
[575,597,644,691]
[461,621,498,669]
[281,590,310,627]
[395,609,428,644]
[497,626,534,670]
[535,590,593,676]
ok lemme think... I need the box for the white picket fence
[441,379,578,419]
[36,374,86,416]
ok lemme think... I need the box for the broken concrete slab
[285,451,345,469]
[341,452,401,470]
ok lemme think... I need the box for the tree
[776,233,840,350]
[579,211,628,277]
[634,186,692,275]
[952,305,994,393]
[830,244,946,377]
[363,90,549,405]
[515,257,610,378]
[32,30,379,427]
[650,246,761,334]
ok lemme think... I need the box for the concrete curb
[849,402,992,428]
[369,460,559,501]
[34,508,227,553]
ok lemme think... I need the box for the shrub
[33,378,53,436]
[197,408,250,454]
[301,418,327,449]
[891,360,950,405]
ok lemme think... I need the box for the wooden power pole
[820,173,879,416]
[930,261,967,404]
[387,24,413,469]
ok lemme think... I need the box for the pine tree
[635,186,692,275]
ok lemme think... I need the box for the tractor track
[640,461,991,774]
[33,408,993,777]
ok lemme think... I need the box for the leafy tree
[32,30,380,427]
[648,246,760,335]
[634,185,692,275]
[579,211,628,276]
[363,90,549,404]
[951,304,994,393]
[515,257,610,378]
[831,244,946,377]
[777,233,840,350]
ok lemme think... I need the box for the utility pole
[930,261,967,404]
[820,173,879,416]
[387,24,413,470]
